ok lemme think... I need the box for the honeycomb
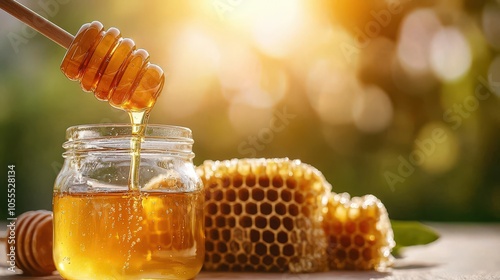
[197,158,331,273]
[322,192,395,270]
[197,158,395,273]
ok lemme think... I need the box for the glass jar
[53,124,205,280]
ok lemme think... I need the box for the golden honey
[53,191,204,280]
[197,158,331,273]
[322,193,394,270]
[53,124,203,279]
[197,158,395,272]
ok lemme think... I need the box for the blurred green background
[1,0,499,221]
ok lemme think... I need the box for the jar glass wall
[53,124,204,280]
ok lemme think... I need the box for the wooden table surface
[1,223,499,279]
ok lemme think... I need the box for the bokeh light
[353,85,393,133]
[397,8,441,75]
[482,2,500,51]
[488,55,500,97]
[430,27,472,81]
[413,122,459,174]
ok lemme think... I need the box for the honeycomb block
[322,193,395,271]
[197,158,332,273]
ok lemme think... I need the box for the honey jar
[53,124,204,279]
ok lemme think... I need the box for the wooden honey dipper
[2,211,56,276]
[0,0,164,112]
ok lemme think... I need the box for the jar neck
[62,124,194,160]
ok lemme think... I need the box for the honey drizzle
[128,110,149,191]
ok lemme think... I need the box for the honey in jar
[53,124,204,279]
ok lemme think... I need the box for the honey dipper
[0,0,164,111]
[2,211,56,276]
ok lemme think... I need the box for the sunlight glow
[159,25,219,119]
[214,0,306,58]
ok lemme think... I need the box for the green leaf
[391,220,440,257]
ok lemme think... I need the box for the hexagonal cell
[285,177,297,189]
[340,235,351,247]
[245,202,257,215]
[209,229,219,240]
[217,242,228,253]
[266,189,278,202]
[211,189,223,201]
[255,216,267,229]
[359,217,375,234]
[215,216,226,227]
[233,174,243,188]
[206,202,217,215]
[282,217,293,231]
[294,192,304,203]
[354,234,365,247]
[237,253,248,264]
[205,216,213,227]
[269,244,280,256]
[288,204,299,216]
[275,203,286,215]
[255,242,267,256]
[205,240,214,252]
[277,231,288,244]
[280,189,292,202]
[269,215,280,230]
[227,216,236,227]
[229,240,240,252]
[282,244,294,256]
[221,229,231,241]
[301,205,311,216]
[245,174,256,187]
[348,248,360,261]
[263,255,273,266]
[220,203,231,215]
[239,216,252,228]
[272,176,283,188]
[249,255,260,265]
[225,189,236,202]
[238,188,249,201]
[276,256,287,267]
[345,220,356,234]
[336,249,347,261]
[221,176,230,188]
[233,203,243,215]
[225,254,236,264]
[211,253,221,263]
[250,229,260,242]
[262,230,275,243]
[258,176,270,187]
[260,202,273,215]
[252,188,265,201]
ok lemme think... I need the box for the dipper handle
[0,0,74,48]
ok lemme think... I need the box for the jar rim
[65,123,193,142]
